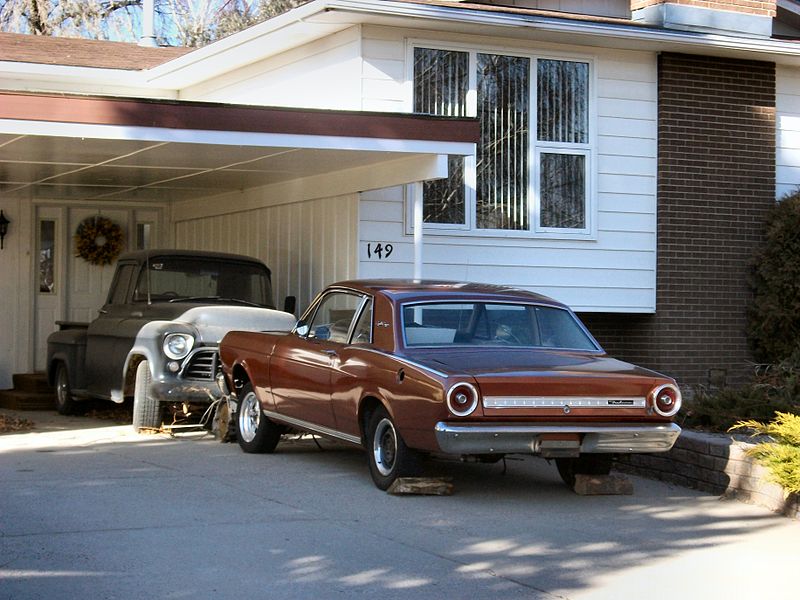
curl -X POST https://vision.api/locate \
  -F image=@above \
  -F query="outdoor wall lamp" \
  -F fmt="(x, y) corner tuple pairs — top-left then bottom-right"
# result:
(0, 210), (9, 250)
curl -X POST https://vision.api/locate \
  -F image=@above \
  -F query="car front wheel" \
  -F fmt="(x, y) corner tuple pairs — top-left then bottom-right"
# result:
(234, 382), (281, 453)
(366, 405), (419, 490)
(132, 360), (161, 432)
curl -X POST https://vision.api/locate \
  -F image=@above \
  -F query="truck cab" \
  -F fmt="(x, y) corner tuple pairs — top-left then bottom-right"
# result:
(47, 250), (296, 430)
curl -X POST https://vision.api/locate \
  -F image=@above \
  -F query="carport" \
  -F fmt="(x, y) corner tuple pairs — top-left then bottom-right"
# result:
(0, 91), (477, 383)
(0, 91), (476, 206)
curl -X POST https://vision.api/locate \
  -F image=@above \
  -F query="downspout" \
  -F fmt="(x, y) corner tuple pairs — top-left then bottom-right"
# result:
(412, 182), (423, 280)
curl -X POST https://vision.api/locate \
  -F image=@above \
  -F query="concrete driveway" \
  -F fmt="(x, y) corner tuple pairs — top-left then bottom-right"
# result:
(1, 411), (797, 600)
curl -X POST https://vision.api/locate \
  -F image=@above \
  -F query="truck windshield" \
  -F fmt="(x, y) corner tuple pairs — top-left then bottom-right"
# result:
(133, 257), (275, 308)
(402, 302), (599, 350)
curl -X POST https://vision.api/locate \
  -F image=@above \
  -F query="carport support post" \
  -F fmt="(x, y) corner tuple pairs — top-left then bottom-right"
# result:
(413, 182), (423, 280)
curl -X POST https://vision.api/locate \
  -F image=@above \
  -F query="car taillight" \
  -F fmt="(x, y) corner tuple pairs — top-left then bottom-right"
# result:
(446, 382), (479, 417)
(651, 384), (682, 417)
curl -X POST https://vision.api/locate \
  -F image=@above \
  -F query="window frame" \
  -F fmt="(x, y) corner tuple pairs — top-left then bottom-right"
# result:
(300, 290), (372, 345)
(405, 40), (597, 240)
(399, 299), (603, 352)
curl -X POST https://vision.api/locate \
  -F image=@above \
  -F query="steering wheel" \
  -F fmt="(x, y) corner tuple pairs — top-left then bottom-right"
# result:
(494, 324), (523, 345)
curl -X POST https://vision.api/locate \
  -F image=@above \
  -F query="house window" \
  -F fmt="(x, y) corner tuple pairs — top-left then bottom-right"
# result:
(477, 53), (530, 231)
(136, 223), (152, 250)
(413, 47), (468, 225)
(412, 45), (593, 236)
(38, 220), (55, 294)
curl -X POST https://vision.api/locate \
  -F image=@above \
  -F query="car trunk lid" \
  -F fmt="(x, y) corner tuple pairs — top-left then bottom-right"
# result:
(408, 348), (663, 419)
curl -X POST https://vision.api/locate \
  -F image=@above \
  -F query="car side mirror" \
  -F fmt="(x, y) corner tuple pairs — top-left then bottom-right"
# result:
(283, 295), (296, 315)
(295, 321), (309, 337)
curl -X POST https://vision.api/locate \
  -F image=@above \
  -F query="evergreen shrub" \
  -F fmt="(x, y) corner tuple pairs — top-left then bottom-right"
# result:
(748, 190), (800, 364)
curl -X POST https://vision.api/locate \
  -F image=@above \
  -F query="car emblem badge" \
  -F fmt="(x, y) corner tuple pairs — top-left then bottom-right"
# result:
(563, 405), (571, 414)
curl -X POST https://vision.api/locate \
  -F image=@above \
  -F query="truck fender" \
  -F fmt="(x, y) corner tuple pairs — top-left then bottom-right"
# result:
(46, 328), (88, 390)
(119, 320), (196, 402)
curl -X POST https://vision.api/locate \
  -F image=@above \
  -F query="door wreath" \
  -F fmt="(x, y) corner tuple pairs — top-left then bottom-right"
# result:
(74, 216), (125, 265)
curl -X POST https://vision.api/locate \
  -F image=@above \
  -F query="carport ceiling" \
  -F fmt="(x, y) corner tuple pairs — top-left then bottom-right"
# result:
(0, 135), (417, 202)
(0, 92), (478, 203)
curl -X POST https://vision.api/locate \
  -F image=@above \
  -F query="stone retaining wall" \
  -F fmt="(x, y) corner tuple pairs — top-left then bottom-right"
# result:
(616, 430), (799, 519)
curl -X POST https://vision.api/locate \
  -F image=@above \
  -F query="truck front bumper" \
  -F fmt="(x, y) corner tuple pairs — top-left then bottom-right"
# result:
(434, 422), (681, 456)
(151, 379), (221, 403)
(149, 347), (222, 403)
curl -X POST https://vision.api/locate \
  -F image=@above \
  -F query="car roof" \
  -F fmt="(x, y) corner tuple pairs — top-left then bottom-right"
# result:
(118, 249), (268, 267)
(332, 279), (566, 308)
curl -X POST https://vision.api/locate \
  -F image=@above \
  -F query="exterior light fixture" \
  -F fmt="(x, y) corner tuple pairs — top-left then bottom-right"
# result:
(0, 211), (9, 250)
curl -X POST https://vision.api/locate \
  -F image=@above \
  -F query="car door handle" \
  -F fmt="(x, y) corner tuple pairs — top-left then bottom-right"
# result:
(323, 349), (338, 357)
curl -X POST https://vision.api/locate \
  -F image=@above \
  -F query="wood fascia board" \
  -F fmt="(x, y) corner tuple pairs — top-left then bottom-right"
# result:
(0, 92), (478, 146)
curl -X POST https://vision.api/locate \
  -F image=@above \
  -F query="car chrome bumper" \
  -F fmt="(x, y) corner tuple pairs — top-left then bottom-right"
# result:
(434, 422), (682, 455)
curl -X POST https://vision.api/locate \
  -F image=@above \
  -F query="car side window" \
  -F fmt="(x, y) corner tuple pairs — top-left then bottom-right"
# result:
(307, 292), (363, 344)
(108, 264), (137, 305)
(351, 299), (373, 345)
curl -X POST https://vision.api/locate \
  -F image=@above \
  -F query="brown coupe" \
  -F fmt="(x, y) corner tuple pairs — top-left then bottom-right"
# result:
(219, 280), (682, 490)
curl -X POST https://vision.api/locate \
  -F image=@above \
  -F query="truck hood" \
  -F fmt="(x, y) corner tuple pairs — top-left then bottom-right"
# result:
(174, 306), (296, 344)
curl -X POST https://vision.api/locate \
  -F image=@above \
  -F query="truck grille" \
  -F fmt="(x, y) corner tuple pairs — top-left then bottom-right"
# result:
(182, 349), (219, 381)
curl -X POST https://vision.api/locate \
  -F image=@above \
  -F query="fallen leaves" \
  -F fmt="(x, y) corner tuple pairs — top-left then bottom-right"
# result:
(0, 413), (35, 434)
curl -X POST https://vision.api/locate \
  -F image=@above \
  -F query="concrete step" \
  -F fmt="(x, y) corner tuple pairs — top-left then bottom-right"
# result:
(0, 389), (54, 411)
(12, 372), (51, 394)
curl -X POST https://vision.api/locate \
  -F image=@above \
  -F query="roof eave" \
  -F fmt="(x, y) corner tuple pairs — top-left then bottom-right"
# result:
(0, 61), (178, 98)
(144, 0), (800, 91)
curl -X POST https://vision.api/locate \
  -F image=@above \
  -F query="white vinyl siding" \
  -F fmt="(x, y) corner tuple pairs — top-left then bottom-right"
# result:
(777, 65), (800, 199)
(359, 28), (657, 312)
(174, 194), (358, 314)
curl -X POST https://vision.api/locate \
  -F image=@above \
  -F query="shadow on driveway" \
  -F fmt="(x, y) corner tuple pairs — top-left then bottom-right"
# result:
(0, 413), (797, 600)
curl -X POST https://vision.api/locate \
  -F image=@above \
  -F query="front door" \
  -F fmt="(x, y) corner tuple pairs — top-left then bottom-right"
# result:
(270, 290), (366, 429)
(32, 204), (163, 371)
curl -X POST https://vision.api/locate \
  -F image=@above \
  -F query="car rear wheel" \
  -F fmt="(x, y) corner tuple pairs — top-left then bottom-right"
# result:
(366, 405), (419, 490)
(555, 454), (613, 489)
(234, 382), (281, 453)
(54, 362), (79, 415)
(132, 360), (161, 432)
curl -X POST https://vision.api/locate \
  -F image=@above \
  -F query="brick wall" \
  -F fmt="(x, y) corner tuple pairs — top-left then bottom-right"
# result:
(616, 431), (799, 519)
(630, 0), (776, 17)
(582, 53), (776, 389)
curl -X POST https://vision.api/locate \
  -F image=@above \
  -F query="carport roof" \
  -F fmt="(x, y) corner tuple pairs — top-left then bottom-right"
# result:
(0, 91), (478, 203)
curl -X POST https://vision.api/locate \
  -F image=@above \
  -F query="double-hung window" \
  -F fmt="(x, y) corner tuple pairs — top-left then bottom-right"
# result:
(412, 45), (593, 236)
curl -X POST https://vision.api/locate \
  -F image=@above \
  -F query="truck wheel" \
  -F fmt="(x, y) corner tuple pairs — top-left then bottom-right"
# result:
(366, 405), (419, 490)
(234, 382), (281, 453)
(54, 362), (79, 415)
(132, 360), (161, 431)
(555, 454), (613, 488)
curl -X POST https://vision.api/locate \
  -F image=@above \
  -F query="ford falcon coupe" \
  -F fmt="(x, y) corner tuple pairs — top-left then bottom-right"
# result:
(219, 280), (682, 490)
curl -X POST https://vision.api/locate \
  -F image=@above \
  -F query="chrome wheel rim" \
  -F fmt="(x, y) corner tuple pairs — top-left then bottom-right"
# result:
(373, 417), (397, 477)
(56, 369), (68, 406)
(238, 391), (260, 443)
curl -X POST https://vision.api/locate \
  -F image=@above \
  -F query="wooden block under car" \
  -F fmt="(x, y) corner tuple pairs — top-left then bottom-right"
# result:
(387, 477), (454, 495)
(573, 473), (634, 496)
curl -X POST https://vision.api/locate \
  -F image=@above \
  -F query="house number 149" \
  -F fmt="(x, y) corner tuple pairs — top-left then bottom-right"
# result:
(366, 243), (393, 260)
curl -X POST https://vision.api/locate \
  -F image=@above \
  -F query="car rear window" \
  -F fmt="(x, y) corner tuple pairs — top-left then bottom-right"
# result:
(402, 302), (599, 350)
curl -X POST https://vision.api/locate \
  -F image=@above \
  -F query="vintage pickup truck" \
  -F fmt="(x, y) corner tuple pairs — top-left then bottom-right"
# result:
(47, 250), (295, 431)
